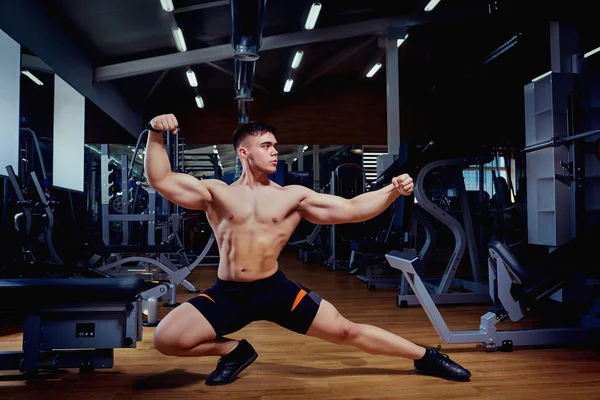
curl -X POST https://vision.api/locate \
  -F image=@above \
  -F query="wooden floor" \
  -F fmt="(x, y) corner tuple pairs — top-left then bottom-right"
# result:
(1, 249), (600, 400)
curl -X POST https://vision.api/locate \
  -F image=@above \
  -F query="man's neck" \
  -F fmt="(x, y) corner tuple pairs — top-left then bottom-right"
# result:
(237, 168), (271, 188)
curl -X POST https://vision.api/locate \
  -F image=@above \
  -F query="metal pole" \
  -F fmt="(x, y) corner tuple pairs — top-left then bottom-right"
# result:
(313, 145), (320, 190)
(521, 129), (600, 153)
(386, 31), (400, 156)
(297, 146), (304, 171)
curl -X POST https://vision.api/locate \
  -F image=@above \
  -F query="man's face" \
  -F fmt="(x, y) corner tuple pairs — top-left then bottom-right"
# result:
(241, 132), (279, 174)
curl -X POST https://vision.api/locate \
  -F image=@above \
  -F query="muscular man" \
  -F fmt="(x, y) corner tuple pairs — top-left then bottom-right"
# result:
(145, 114), (471, 386)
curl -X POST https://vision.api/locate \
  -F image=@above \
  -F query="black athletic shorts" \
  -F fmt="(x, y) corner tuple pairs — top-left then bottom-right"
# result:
(187, 270), (322, 336)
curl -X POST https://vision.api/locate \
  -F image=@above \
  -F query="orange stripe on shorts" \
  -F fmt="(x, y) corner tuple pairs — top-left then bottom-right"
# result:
(291, 289), (307, 311)
(198, 293), (215, 303)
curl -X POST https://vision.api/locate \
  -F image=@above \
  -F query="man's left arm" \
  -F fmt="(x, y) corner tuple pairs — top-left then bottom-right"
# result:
(297, 174), (413, 225)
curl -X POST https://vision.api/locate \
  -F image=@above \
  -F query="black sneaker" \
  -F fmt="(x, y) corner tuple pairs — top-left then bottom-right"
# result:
(413, 346), (471, 382)
(205, 339), (258, 386)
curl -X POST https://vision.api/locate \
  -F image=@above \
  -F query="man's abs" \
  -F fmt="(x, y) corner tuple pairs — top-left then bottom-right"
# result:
(212, 222), (294, 282)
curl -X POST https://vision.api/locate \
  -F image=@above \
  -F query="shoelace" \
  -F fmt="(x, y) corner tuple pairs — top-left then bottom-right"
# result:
(432, 346), (452, 365)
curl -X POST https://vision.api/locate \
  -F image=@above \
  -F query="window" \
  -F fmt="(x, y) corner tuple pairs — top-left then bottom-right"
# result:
(462, 156), (516, 200)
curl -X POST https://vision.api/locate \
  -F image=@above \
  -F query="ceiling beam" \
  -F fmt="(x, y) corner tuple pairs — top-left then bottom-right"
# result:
(298, 36), (377, 89)
(95, 17), (399, 82)
(174, 1), (229, 13)
(21, 54), (53, 73)
(95, 6), (488, 82)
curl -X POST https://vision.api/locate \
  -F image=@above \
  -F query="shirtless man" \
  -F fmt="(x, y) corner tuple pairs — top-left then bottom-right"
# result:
(144, 114), (471, 386)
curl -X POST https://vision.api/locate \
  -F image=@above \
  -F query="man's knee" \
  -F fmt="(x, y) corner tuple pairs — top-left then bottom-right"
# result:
(153, 319), (208, 355)
(337, 320), (362, 344)
(153, 324), (183, 355)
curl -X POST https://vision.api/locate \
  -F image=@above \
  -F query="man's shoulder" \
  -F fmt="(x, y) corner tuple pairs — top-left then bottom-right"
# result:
(281, 184), (315, 199)
(202, 179), (229, 188)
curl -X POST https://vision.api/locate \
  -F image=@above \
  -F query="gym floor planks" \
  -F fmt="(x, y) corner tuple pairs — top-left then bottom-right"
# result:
(1, 249), (599, 400)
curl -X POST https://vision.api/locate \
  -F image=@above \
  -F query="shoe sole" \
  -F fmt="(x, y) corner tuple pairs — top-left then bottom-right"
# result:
(414, 368), (471, 382)
(205, 352), (258, 386)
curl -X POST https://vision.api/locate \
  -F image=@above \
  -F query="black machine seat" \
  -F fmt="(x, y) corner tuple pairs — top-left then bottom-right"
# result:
(488, 240), (573, 304)
(0, 277), (146, 311)
(488, 240), (529, 284)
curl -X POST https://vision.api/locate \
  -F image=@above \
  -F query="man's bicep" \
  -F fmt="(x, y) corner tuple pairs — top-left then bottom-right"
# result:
(152, 172), (213, 210)
(298, 192), (352, 224)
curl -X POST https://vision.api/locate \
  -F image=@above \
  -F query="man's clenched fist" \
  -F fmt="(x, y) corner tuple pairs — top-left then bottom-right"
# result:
(150, 114), (179, 134)
(392, 174), (414, 196)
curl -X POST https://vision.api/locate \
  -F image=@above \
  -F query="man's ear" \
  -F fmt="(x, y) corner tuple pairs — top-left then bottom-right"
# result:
(238, 146), (249, 160)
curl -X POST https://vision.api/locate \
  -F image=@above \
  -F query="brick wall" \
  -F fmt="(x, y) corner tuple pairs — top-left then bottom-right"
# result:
(175, 78), (429, 146)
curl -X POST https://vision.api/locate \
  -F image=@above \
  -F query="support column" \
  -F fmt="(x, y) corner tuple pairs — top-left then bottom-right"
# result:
(297, 145), (305, 171)
(550, 21), (582, 74)
(385, 30), (400, 156)
(313, 145), (320, 190)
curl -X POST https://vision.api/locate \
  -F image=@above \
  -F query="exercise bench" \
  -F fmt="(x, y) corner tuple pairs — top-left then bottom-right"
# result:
(0, 276), (145, 375)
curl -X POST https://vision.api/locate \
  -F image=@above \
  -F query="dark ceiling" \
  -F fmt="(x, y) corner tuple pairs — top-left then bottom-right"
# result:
(27, 0), (600, 148)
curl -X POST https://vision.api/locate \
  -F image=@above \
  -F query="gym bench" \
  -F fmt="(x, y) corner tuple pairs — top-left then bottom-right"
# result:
(0, 277), (145, 375)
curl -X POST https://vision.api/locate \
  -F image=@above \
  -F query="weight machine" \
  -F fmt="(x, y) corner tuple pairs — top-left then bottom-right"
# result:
(91, 133), (218, 326)
(397, 156), (492, 306)
(386, 107), (600, 349)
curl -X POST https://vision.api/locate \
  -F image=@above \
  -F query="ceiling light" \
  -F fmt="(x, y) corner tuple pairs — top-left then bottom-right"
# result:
(292, 50), (304, 69)
(186, 69), (198, 87)
(160, 0), (174, 12)
(284, 78), (294, 93)
(585, 46), (600, 58)
(397, 33), (409, 47)
(532, 71), (551, 82)
(305, 3), (322, 30)
(424, 0), (441, 11)
(293, 157), (298, 162)
(172, 27), (187, 52)
(22, 70), (43, 85)
(351, 148), (363, 154)
(366, 63), (382, 78)
(303, 145), (309, 151)
(195, 95), (204, 108)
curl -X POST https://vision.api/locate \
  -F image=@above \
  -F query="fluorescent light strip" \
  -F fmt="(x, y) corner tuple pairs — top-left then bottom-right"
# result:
(172, 27), (187, 52)
(284, 78), (294, 92)
(585, 46), (600, 58)
(195, 95), (204, 108)
(160, 0), (174, 12)
(532, 71), (551, 82)
(397, 33), (409, 48)
(22, 70), (43, 85)
(366, 63), (382, 78)
(186, 69), (198, 87)
(292, 50), (304, 69)
(424, 0), (441, 11)
(305, 3), (322, 30)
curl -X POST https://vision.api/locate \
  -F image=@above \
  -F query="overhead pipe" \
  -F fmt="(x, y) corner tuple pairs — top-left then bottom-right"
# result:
(230, 0), (266, 112)
(237, 100), (250, 124)
(230, 0), (266, 61)
(234, 59), (255, 102)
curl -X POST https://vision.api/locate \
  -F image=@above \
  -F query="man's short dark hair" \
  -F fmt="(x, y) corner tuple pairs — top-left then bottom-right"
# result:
(232, 122), (276, 150)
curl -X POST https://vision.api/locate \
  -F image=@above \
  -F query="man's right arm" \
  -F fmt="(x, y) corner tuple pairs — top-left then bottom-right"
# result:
(144, 114), (224, 210)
